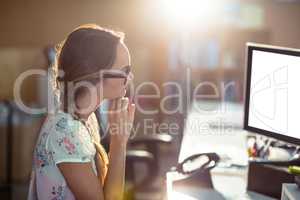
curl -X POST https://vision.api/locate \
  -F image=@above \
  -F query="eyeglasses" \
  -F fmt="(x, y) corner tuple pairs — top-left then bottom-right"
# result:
(72, 65), (132, 85)
(103, 65), (132, 85)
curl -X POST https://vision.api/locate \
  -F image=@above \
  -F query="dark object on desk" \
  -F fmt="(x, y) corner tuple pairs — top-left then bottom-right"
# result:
(252, 158), (300, 166)
(247, 160), (295, 199)
(172, 153), (220, 189)
(295, 176), (300, 188)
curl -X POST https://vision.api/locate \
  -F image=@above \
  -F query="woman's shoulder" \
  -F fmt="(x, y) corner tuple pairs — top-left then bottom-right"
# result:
(40, 111), (96, 163)
(38, 111), (91, 147)
(46, 111), (83, 134)
(55, 112), (79, 132)
(42, 111), (100, 143)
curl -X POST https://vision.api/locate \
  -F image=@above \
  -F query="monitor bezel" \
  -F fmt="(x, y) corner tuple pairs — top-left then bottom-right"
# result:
(244, 43), (300, 145)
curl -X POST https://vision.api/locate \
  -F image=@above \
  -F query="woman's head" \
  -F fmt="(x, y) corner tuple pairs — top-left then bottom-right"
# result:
(56, 24), (132, 113)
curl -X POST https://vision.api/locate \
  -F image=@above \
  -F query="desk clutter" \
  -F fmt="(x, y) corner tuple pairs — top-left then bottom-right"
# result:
(247, 162), (294, 199)
(247, 135), (300, 198)
(166, 133), (300, 200)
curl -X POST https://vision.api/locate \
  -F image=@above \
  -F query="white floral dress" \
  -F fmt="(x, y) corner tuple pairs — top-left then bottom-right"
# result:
(27, 111), (100, 200)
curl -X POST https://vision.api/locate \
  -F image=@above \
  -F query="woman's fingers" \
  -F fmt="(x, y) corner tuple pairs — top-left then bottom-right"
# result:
(120, 98), (129, 135)
(117, 98), (122, 112)
(107, 99), (115, 123)
(121, 98), (128, 124)
(107, 97), (135, 142)
(121, 97), (129, 112)
(128, 103), (135, 123)
(108, 99), (116, 113)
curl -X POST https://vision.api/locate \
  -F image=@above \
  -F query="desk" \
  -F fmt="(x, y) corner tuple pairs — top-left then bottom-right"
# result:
(281, 184), (300, 200)
(167, 101), (276, 200)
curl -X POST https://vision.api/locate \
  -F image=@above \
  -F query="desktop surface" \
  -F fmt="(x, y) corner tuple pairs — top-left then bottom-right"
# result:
(168, 100), (276, 200)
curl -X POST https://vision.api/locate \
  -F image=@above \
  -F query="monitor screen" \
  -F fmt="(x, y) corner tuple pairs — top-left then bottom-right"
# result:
(244, 43), (300, 144)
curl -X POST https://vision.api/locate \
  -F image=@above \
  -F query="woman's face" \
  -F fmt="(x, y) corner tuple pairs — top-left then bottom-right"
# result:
(99, 42), (132, 100)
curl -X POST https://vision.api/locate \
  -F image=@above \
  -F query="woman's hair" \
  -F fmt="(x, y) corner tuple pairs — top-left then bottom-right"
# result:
(51, 24), (125, 185)
(55, 24), (124, 112)
(57, 24), (124, 81)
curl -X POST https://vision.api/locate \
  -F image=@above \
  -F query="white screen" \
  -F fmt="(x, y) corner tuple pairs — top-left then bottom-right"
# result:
(248, 49), (300, 139)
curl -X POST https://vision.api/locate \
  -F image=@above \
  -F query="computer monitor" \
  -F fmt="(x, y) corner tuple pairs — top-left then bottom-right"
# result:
(244, 43), (300, 145)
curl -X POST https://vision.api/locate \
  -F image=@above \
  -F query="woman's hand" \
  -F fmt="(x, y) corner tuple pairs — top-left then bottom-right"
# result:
(108, 97), (135, 145)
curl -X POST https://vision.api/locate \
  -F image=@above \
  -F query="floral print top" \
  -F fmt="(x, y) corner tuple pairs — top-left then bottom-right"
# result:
(27, 110), (100, 200)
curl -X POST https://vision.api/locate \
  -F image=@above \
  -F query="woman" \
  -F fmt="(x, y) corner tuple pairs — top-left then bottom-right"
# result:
(28, 24), (135, 200)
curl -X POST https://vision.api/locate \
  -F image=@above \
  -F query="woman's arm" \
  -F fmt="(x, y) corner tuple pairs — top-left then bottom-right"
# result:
(103, 97), (135, 200)
(58, 97), (135, 200)
(103, 139), (127, 200)
(58, 163), (105, 200)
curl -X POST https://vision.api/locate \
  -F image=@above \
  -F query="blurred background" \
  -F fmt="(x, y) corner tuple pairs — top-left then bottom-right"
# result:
(1, 0), (300, 199)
